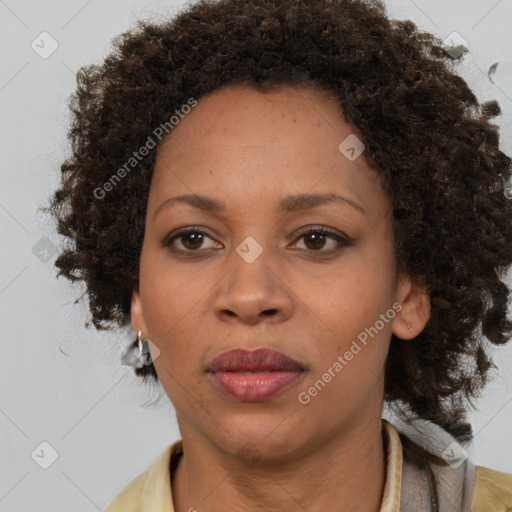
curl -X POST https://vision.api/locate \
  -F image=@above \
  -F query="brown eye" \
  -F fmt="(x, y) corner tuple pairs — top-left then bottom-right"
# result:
(292, 228), (351, 254)
(162, 227), (221, 253)
(302, 232), (328, 250)
(180, 231), (206, 250)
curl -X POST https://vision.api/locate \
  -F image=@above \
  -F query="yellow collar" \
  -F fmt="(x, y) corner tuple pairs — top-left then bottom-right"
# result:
(380, 419), (403, 511)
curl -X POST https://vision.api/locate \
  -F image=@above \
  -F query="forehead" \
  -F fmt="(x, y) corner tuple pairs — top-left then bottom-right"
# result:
(156, 84), (347, 155)
(148, 84), (386, 216)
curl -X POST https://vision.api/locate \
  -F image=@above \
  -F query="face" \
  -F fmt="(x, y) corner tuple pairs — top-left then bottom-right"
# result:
(131, 83), (429, 460)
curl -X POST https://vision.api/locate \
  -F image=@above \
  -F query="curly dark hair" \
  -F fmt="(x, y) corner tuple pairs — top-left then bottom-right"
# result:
(43, 0), (512, 443)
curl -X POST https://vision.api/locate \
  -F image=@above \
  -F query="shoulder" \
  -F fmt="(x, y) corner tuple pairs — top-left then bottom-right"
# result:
(105, 440), (182, 512)
(105, 467), (148, 512)
(386, 418), (512, 511)
(471, 465), (512, 512)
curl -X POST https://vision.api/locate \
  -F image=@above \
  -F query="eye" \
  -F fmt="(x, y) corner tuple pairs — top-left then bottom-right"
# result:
(161, 226), (221, 253)
(290, 227), (351, 253)
(161, 225), (351, 256)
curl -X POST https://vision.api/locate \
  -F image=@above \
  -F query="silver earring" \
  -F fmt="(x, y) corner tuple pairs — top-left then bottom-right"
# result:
(137, 330), (153, 365)
(406, 323), (413, 332)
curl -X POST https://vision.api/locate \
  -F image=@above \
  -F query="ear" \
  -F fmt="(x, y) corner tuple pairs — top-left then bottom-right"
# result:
(391, 272), (431, 340)
(130, 286), (148, 338)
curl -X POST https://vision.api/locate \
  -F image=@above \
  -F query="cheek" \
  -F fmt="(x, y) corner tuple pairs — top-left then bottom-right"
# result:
(290, 252), (395, 374)
(139, 256), (207, 369)
(295, 270), (393, 415)
(297, 258), (392, 329)
(140, 243), (208, 328)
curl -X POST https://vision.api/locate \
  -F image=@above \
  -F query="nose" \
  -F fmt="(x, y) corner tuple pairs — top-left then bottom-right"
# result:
(213, 248), (293, 325)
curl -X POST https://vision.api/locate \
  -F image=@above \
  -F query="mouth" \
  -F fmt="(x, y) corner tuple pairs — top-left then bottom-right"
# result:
(206, 347), (304, 372)
(206, 348), (305, 401)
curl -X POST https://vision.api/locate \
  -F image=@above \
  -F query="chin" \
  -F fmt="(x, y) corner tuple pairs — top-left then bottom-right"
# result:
(211, 417), (307, 461)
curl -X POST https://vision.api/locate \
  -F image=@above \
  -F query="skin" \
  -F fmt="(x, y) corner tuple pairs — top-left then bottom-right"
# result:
(130, 83), (431, 512)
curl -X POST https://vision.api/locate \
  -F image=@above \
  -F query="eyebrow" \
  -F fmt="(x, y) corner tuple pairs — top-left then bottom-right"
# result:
(153, 192), (366, 219)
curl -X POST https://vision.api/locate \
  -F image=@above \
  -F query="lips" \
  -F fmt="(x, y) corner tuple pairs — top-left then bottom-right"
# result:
(206, 348), (305, 401)
(206, 348), (304, 372)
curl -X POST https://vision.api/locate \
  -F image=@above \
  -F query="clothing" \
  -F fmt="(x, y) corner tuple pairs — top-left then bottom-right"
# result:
(105, 420), (512, 512)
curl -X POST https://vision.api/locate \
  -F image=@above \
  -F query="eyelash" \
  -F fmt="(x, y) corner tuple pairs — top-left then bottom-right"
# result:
(161, 225), (351, 257)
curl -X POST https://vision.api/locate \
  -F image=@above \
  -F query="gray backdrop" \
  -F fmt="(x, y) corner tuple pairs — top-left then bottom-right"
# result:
(1, 0), (511, 510)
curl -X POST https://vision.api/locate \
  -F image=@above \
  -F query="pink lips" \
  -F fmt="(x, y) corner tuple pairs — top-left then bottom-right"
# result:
(206, 348), (304, 401)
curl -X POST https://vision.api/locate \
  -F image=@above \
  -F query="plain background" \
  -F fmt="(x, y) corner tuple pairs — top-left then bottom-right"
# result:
(1, 0), (511, 510)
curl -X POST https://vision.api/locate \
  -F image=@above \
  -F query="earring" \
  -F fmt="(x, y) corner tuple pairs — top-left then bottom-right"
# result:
(406, 323), (413, 332)
(137, 330), (153, 365)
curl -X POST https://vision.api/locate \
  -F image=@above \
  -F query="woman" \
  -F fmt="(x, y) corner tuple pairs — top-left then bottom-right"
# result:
(45, 0), (512, 510)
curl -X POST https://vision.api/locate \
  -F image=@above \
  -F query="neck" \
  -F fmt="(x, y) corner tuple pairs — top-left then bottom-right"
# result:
(172, 417), (387, 512)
